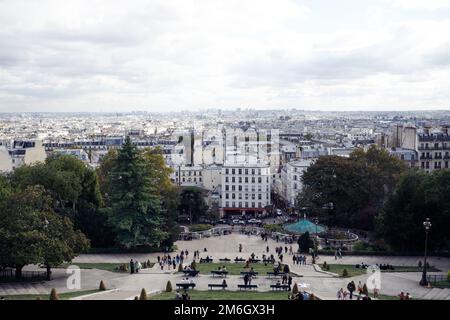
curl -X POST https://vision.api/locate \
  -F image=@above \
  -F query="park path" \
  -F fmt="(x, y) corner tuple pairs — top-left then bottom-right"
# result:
(2, 234), (449, 300)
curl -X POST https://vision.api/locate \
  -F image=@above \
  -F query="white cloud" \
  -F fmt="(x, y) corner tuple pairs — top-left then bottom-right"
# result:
(0, 0), (449, 111)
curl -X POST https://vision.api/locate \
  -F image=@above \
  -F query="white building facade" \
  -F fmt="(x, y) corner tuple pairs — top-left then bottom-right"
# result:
(220, 162), (271, 217)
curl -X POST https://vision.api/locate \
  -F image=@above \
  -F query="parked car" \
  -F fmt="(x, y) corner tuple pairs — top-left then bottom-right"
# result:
(276, 209), (283, 216)
(248, 218), (262, 224)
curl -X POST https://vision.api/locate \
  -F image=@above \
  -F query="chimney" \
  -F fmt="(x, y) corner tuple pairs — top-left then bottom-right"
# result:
(441, 125), (449, 135)
(423, 126), (431, 135)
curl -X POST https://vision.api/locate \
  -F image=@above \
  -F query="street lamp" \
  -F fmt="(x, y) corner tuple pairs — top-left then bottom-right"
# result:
(312, 217), (319, 264)
(420, 218), (432, 286)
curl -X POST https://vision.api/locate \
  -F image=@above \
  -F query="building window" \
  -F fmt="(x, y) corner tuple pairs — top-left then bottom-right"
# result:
(225, 169), (229, 174)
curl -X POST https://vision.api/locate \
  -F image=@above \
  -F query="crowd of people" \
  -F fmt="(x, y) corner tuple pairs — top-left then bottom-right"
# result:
(292, 255), (307, 265)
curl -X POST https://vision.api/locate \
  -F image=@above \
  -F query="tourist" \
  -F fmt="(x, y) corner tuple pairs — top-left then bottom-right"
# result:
(222, 279), (227, 287)
(266, 245), (269, 253)
(182, 290), (190, 300)
(399, 292), (405, 300)
(130, 259), (135, 274)
(282, 274), (287, 284)
(303, 291), (310, 300)
(357, 281), (363, 294)
(222, 266), (227, 272)
(172, 260), (176, 270)
(373, 287), (379, 299)
(244, 274), (249, 286)
(135, 260), (141, 273)
(406, 292), (412, 300)
(174, 290), (182, 300)
(337, 288), (344, 300)
(239, 244), (243, 252)
(347, 281), (356, 299)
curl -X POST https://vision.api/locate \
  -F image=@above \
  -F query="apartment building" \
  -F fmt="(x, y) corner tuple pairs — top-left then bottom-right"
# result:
(220, 162), (271, 217)
(0, 140), (47, 172)
(418, 126), (450, 172)
(280, 159), (314, 207)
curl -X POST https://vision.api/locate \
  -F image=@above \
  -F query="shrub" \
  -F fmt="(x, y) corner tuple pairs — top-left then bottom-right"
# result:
(292, 283), (299, 295)
(166, 281), (173, 292)
(139, 288), (148, 300)
(134, 296), (139, 300)
(147, 259), (151, 267)
(353, 241), (367, 251)
(49, 288), (59, 300)
(178, 264), (183, 272)
(342, 269), (348, 277)
(142, 262), (147, 268)
(118, 263), (128, 272)
(99, 280), (106, 291)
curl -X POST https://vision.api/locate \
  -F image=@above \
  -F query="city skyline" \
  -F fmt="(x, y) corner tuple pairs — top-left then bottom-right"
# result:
(1, 0), (450, 112)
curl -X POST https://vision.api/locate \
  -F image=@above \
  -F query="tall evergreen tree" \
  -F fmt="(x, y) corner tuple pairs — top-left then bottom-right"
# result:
(108, 137), (167, 247)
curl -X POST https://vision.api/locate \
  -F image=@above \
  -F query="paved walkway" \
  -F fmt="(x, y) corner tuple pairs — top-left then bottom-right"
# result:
(1, 234), (449, 300)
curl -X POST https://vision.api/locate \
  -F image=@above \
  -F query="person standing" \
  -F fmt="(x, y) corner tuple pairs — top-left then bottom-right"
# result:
(130, 259), (135, 274)
(347, 281), (356, 299)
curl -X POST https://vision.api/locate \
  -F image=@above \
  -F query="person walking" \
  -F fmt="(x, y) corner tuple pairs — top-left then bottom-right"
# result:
(347, 281), (356, 299)
(130, 259), (135, 274)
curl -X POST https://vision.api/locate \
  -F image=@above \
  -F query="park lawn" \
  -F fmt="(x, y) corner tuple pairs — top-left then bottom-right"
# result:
(324, 264), (440, 278)
(1, 289), (100, 300)
(324, 264), (367, 277)
(56, 262), (153, 273)
(151, 290), (290, 300)
(193, 263), (281, 276)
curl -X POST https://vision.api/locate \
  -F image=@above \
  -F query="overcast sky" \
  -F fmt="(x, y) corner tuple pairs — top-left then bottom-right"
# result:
(1, 0), (450, 112)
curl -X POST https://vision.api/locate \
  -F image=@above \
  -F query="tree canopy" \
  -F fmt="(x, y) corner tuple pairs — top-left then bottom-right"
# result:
(376, 170), (450, 252)
(296, 145), (406, 230)
(0, 186), (89, 279)
(106, 137), (168, 248)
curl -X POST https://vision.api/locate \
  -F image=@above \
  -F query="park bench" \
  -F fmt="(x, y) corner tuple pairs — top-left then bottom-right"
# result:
(249, 259), (261, 263)
(219, 258), (231, 262)
(237, 284), (258, 291)
(263, 259), (274, 264)
(240, 271), (258, 277)
(270, 284), (291, 291)
(234, 258), (246, 263)
(200, 258), (213, 263)
(208, 283), (228, 290)
(211, 270), (229, 277)
(176, 283), (196, 290)
(182, 270), (199, 277)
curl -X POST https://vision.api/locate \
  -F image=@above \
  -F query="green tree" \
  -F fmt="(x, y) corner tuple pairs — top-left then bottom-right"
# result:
(179, 187), (208, 224)
(297, 146), (406, 230)
(10, 155), (109, 247)
(0, 186), (89, 279)
(143, 147), (180, 247)
(107, 137), (167, 248)
(376, 170), (450, 252)
(297, 231), (314, 253)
